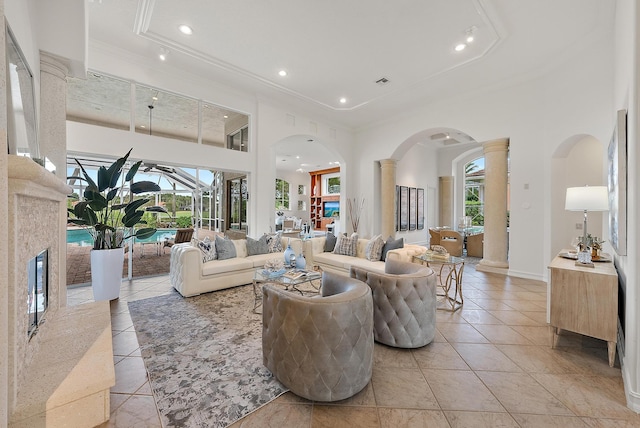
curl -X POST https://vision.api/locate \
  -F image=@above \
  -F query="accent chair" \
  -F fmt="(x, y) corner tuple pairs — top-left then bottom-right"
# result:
(350, 259), (437, 348)
(439, 230), (463, 257)
(262, 271), (373, 402)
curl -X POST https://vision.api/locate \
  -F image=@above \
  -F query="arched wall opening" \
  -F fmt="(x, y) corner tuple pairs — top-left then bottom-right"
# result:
(550, 134), (607, 257)
(272, 134), (346, 235)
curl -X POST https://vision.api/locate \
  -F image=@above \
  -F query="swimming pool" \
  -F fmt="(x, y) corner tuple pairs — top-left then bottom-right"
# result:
(66, 228), (178, 246)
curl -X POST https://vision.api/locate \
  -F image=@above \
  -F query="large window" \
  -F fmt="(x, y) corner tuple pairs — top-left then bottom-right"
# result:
(464, 158), (485, 226)
(275, 178), (290, 210)
(227, 126), (249, 152)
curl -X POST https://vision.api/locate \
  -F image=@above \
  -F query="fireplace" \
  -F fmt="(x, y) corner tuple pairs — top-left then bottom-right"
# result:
(27, 249), (48, 338)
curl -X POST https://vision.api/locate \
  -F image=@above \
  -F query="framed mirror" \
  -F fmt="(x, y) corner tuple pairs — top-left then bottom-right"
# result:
(6, 22), (38, 159)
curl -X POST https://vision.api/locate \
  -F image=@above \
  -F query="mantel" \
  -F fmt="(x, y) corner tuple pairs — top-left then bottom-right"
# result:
(8, 155), (71, 196)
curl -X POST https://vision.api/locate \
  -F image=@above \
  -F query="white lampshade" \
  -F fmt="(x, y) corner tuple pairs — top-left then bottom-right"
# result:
(565, 186), (609, 212)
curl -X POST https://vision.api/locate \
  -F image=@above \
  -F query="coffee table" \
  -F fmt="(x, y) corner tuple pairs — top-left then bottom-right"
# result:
(252, 268), (322, 314)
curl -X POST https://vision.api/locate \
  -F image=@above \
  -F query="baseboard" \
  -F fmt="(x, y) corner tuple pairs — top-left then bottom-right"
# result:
(506, 269), (545, 282)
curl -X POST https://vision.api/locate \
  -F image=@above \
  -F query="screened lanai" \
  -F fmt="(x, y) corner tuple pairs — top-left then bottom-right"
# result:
(66, 155), (247, 284)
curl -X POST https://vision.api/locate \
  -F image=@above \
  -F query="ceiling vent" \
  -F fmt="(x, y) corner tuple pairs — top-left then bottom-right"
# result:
(375, 77), (390, 85)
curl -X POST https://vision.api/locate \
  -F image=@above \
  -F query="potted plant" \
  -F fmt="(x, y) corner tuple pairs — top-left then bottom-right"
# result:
(67, 149), (163, 300)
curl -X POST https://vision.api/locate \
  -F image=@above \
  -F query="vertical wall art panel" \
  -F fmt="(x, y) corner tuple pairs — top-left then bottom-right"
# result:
(395, 185), (400, 231)
(417, 188), (425, 230)
(608, 109), (627, 255)
(399, 186), (408, 231)
(409, 187), (417, 230)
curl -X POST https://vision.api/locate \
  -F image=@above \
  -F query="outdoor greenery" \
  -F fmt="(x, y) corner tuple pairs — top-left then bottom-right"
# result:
(275, 178), (290, 210)
(67, 149), (163, 250)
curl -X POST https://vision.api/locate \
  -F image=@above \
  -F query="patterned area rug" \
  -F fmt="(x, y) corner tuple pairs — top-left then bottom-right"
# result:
(128, 285), (288, 428)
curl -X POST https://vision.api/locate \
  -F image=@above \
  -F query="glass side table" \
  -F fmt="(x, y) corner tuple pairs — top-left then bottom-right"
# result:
(412, 253), (465, 312)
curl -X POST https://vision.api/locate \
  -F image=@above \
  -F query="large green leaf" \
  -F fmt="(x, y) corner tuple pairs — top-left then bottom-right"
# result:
(122, 210), (144, 227)
(111, 203), (128, 211)
(130, 181), (161, 194)
(126, 160), (142, 182)
(106, 188), (119, 202)
(134, 227), (156, 240)
(97, 166), (110, 192)
(145, 205), (168, 213)
(75, 158), (98, 191)
(84, 190), (108, 211)
(124, 198), (149, 216)
(107, 155), (127, 188)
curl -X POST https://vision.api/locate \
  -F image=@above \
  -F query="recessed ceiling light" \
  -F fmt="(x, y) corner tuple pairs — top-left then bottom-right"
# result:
(466, 34), (474, 43)
(296, 156), (300, 159)
(454, 43), (466, 52)
(223, 115), (228, 119)
(159, 47), (170, 61)
(339, 97), (347, 104)
(152, 96), (158, 101)
(178, 24), (193, 35)
(140, 125), (146, 129)
(278, 70), (287, 77)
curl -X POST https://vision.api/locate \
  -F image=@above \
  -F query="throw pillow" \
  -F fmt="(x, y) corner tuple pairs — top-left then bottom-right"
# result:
(265, 233), (283, 253)
(193, 237), (216, 263)
(381, 236), (404, 261)
(324, 232), (338, 252)
(246, 235), (269, 256)
(215, 235), (237, 260)
(365, 234), (385, 261)
(333, 233), (358, 257)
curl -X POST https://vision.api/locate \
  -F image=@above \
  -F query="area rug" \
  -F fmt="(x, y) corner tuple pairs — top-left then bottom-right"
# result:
(127, 285), (288, 428)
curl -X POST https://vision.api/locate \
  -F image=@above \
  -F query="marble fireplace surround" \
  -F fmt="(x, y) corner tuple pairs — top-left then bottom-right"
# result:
(7, 156), (115, 427)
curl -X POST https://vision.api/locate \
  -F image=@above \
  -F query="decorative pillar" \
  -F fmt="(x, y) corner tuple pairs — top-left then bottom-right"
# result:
(379, 159), (397, 238)
(478, 138), (509, 271)
(39, 53), (69, 179)
(439, 176), (454, 227)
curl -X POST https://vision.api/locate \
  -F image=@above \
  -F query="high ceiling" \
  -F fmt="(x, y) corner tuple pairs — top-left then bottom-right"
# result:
(79, 0), (614, 170)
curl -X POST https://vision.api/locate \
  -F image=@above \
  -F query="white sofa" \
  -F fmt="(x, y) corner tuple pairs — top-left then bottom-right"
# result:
(303, 236), (427, 276)
(170, 237), (303, 297)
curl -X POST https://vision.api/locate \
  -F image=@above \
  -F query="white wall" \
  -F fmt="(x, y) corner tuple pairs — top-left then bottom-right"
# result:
(613, 0), (639, 412)
(355, 35), (613, 281)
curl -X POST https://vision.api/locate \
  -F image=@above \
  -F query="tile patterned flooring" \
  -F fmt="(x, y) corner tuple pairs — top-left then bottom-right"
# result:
(66, 264), (640, 428)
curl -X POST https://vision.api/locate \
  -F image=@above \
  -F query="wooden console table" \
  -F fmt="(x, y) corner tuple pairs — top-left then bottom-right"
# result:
(548, 253), (618, 367)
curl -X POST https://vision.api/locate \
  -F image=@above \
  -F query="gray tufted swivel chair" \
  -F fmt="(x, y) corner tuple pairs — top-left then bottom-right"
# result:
(262, 271), (373, 402)
(350, 259), (437, 348)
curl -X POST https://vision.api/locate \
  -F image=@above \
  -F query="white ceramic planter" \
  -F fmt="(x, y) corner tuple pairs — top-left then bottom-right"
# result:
(91, 247), (125, 301)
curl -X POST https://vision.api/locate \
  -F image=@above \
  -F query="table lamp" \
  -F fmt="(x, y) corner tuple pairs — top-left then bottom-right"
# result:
(565, 186), (609, 264)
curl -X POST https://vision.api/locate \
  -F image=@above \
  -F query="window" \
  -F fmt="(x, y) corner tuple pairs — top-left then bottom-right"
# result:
(323, 173), (340, 195)
(464, 158), (485, 226)
(227, 126), (249, 152)
(275, 178), (290, 210)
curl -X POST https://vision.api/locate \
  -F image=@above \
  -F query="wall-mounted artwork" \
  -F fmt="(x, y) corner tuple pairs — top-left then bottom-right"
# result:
(608, 109), (627, 255)
(399, 186), (408, 231)
(417, 188), (425, 230)
(409, 187), (417, 230)
(395, 185), (425, 232)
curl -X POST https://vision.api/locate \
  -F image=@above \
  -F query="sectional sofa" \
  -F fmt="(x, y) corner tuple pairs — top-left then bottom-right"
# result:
(303, 236), (427, 276)
(170, 236), (303, 297)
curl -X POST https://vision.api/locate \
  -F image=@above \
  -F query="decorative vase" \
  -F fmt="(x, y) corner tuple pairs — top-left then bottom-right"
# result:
(295, 252), (306, 269)
(283, 241), (295, 265)
(90, 247), (125, 301)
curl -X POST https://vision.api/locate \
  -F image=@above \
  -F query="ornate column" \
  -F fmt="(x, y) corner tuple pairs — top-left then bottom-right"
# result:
(39, 53), (69, 179)
(478, 138), (509, 272)
(379, 159), (397, 238)
(439, 176), (454, 227)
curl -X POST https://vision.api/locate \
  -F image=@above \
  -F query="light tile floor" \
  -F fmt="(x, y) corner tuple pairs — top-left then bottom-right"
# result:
(66, 265), (640, 428)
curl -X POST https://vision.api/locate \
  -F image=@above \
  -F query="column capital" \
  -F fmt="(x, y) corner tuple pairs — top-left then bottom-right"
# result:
(483, 138), (509, 154)
(40, 52), (69, 80)
(379, 159), (397, 169)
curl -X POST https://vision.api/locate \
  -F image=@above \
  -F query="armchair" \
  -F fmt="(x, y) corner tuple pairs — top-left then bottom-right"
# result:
(439, 230), (463, 257)
(262, 271), (373, 402)
(350, 259), (437, 348)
